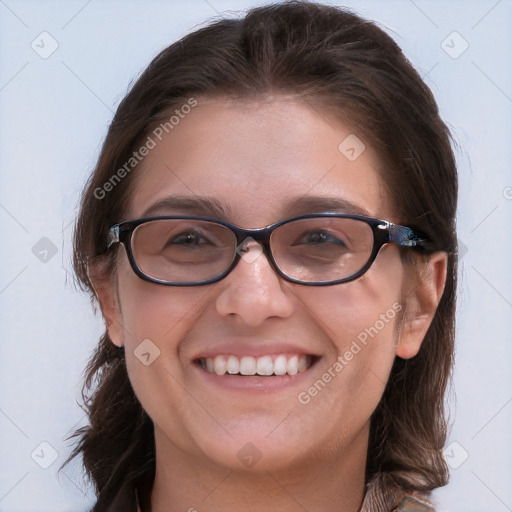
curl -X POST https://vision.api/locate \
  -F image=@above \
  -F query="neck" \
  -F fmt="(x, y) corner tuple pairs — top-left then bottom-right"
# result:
(149, 427), (368, 512)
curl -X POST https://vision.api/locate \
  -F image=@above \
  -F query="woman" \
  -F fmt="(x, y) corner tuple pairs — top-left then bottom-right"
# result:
(68, 2), (458, 511)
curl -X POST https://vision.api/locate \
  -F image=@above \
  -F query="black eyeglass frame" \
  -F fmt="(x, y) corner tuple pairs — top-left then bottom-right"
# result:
(107, 213), (430, 287)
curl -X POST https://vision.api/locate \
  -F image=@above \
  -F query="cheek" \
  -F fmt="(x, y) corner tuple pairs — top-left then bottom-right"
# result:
(316, 283), (401, 393)
(114, 257), (209, 398)
(116, 257), (210, 348)
(314, 246), (404, 348)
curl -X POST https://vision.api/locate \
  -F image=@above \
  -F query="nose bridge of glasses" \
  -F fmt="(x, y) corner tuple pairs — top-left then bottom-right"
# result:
(230, 227), (282, 277)
(233, 225), (272, 251)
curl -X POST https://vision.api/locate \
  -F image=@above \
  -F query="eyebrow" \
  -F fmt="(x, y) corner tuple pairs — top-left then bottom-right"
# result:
(285, 196), (370, 217)
(140, 194), (370, 220)
(141, 196), (232, 218)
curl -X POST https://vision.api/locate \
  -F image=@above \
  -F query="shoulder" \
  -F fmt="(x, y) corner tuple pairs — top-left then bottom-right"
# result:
(360, 475), (436, 512)
(395, 495), (435, 511)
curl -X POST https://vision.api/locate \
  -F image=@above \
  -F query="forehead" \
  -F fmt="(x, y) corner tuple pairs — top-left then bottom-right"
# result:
(127, 98), (392, 226)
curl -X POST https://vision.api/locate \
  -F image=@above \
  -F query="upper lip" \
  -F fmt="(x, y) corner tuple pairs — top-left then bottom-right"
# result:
(191, 340), (322, 361)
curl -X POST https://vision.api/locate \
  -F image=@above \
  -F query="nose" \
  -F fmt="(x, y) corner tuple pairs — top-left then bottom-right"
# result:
(215, 241), (294, 327)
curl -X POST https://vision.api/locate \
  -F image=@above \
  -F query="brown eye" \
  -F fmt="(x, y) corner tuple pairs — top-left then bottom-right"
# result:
(166, 231), (211, 249)
(292, 230), (347, 247)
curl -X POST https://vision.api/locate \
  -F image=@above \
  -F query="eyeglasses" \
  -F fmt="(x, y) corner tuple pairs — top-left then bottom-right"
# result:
(107, 213), (429, 286)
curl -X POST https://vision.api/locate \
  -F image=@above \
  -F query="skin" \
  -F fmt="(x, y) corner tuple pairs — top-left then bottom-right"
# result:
(93, 97), (447, 512)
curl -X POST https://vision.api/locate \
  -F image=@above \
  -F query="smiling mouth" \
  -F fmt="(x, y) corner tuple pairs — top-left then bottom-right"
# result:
(196, 354), (319, 377)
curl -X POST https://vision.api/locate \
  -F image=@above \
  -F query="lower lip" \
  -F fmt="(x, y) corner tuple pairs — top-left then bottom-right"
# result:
(191, 359), (320, 393)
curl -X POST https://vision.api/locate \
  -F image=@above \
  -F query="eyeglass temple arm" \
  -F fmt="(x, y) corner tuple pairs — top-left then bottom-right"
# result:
(389, 224), (429, 249)
(107, 225), (120, 249)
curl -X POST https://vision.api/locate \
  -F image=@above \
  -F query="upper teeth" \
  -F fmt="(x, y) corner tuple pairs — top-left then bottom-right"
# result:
(200, 354), (311, 376)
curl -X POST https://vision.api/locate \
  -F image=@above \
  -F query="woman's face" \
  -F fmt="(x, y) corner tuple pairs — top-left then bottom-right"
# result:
(101, 98), (432, 475)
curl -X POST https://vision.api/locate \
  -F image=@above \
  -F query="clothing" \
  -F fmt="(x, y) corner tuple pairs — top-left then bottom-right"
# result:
(100, 479), (435, 512)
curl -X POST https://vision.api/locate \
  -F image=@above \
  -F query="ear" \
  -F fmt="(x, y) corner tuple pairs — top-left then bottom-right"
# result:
(396, 252), (447, 359)
(88, 260), (125, 347)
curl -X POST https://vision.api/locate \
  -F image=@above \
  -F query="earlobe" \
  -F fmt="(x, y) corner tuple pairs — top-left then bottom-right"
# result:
(396, 252), (447, 360)
(88, 261), (125, 347)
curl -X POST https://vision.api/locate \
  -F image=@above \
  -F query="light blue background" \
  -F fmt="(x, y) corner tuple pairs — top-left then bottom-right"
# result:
(1, 1), (511, 511)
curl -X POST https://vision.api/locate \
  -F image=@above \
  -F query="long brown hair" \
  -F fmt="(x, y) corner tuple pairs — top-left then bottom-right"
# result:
(67, 2), (458, 509)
